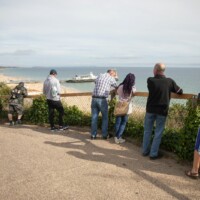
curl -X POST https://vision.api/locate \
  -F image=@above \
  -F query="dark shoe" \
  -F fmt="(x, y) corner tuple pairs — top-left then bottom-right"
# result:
(102, 136), (108, 140)
(50, 127), (58, 132)
(91, 135), (96, 140)
(59, 125), (69, 131)
(16, 120), (22, 125)
(185, 170), (199, 179)
(107, 133), (113, 138)
(150, 152), (164, 160)
(142, 152), (150, 157)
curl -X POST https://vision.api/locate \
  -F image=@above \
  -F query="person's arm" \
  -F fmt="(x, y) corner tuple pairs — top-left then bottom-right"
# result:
(110, 77), (118, 89)
(43, 80), (47, 95)
(56, 80), (61, 95)
(23, 88), (28, 97)
(171, 79), (183, 94)
(110, 88), (117, 100)
(129, 86), (137, 98)
(176, 87), (183, 94)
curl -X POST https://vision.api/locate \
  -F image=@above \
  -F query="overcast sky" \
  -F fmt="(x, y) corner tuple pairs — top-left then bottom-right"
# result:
(0, 0), (200, 67)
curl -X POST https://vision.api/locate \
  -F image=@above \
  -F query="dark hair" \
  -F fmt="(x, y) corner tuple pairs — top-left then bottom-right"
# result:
(19, 82), (24, 87)
(119, 73), (135, 95)
(50, 69), (57, 75)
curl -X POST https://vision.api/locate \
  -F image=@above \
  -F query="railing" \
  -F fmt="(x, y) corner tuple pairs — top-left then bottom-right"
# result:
(1, 92), (198, 129)
(27, 92), (196, 99)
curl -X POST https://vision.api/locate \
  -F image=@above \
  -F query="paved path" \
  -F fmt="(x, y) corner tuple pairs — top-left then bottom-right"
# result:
(0, 125), (199, 200)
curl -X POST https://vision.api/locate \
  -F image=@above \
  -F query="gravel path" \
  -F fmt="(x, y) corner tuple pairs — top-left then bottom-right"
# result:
(0, 125), (199, 200)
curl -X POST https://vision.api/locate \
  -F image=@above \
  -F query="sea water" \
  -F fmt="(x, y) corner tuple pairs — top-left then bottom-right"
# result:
(1, 66), (200, 94)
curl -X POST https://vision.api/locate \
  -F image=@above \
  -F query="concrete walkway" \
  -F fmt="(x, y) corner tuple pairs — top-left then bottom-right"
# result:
(0, 124), (199, 200)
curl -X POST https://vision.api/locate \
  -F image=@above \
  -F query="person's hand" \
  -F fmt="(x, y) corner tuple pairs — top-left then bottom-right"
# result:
(110, 89), (117, 100)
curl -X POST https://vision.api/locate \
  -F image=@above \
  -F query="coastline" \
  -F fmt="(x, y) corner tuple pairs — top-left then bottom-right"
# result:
(0, 74), (80, 95)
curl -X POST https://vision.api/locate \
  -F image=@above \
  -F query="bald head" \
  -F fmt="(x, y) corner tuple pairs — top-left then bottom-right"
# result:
(154, 63), (166, 75)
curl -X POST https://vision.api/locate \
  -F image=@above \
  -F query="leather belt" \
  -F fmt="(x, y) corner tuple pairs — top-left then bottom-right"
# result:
(92, 96), (106, 99)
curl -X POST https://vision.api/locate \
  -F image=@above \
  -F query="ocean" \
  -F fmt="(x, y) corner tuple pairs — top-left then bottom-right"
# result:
(1, 66), (200, 94)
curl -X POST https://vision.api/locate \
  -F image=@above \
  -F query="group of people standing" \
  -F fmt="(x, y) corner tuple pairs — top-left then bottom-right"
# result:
(91, 63), (184, 159)
(7, 63), (200, 179)
(90, 69), (136, 145)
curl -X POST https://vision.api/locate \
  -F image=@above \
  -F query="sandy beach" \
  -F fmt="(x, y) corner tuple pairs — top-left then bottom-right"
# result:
(0, 73), (143, 114)
(0, 73), (79, 95)
(0, 73), (91, 112)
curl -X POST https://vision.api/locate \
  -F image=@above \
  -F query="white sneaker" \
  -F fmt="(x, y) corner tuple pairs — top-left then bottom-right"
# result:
(114, 137), (119, 144)
(118, 137), (125, 144)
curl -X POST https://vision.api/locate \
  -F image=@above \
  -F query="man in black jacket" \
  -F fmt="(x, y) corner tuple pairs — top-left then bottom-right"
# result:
(142, 63), (183, 159)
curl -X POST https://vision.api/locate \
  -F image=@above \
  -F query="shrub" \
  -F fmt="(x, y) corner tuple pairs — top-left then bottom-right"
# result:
(161, 128), (180, 152)
(166, 103), (187, 130)
(64, 105), (90, 126)
(108, 98), (116, 132)
(160, 100), (200, 160)
(176, 100), (200, 160)
(124, 117), (144, 144)
(25, 96), (92, 127)
(25, 95), (49, 125)
(0, 82), (11, 119)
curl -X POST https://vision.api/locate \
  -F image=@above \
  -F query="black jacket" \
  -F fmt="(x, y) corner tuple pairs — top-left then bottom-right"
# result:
(146, 75), (183, 116)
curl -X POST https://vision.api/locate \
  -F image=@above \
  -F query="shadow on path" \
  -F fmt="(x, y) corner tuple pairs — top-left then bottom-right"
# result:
(43, 128), (190, 200)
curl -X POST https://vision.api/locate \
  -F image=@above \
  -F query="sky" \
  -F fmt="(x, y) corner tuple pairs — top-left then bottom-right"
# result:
(0, 0), (200, 67)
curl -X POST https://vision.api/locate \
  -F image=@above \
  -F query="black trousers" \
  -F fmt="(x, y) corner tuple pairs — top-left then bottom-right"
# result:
(47, 99), (64, 128)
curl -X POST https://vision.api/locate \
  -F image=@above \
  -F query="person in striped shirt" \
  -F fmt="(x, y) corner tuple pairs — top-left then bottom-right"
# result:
(91, 69), (117, 140)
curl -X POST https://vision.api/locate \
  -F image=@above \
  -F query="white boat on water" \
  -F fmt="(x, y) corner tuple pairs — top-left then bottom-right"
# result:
(66, 72), (97, 83)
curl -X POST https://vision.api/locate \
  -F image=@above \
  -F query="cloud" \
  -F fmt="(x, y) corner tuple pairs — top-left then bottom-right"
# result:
(0, 0), (200, 66)
(0, 49), (36, 56)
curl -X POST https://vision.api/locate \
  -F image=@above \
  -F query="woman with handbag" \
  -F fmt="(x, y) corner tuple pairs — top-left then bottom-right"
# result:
(114, 73), (136, 144)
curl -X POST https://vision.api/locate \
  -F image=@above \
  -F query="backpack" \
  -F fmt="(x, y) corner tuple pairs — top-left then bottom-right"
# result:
(9, 86), (27, 105)
(10, 88), (21, 99)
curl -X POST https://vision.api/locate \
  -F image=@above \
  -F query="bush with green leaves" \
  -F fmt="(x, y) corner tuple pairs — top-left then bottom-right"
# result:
(25, 95), (49, 125)
(25, 96), (91, 127)
(175, 100), (200, 160)
(158, 100), (200, 161)
(0, 82), (11, 119)
(166, 103), (187, 130)
(124, 117), (144, 141)
(108, 98), (116, 132)
(63, 105), (91, 126)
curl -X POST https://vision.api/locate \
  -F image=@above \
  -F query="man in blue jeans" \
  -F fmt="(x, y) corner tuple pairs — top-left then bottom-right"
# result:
(142, 63), (183, 159)
(91, 69), (117, 140)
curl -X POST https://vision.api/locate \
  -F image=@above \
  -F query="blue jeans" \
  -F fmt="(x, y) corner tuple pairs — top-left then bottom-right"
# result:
(142, 112), (167, 157)
(195, 128), (200, 154)
(115, 115), (128, 139)
(91, 98), (108, 137)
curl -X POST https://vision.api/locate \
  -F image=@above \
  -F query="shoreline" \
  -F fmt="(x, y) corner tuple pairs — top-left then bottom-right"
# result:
(0, 74), (80, 95)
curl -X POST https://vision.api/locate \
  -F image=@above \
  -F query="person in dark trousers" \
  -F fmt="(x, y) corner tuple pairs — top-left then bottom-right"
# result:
(43, 69), (68, 131)
(8, 82), (27, 125)
(142, 63), (183, 159)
